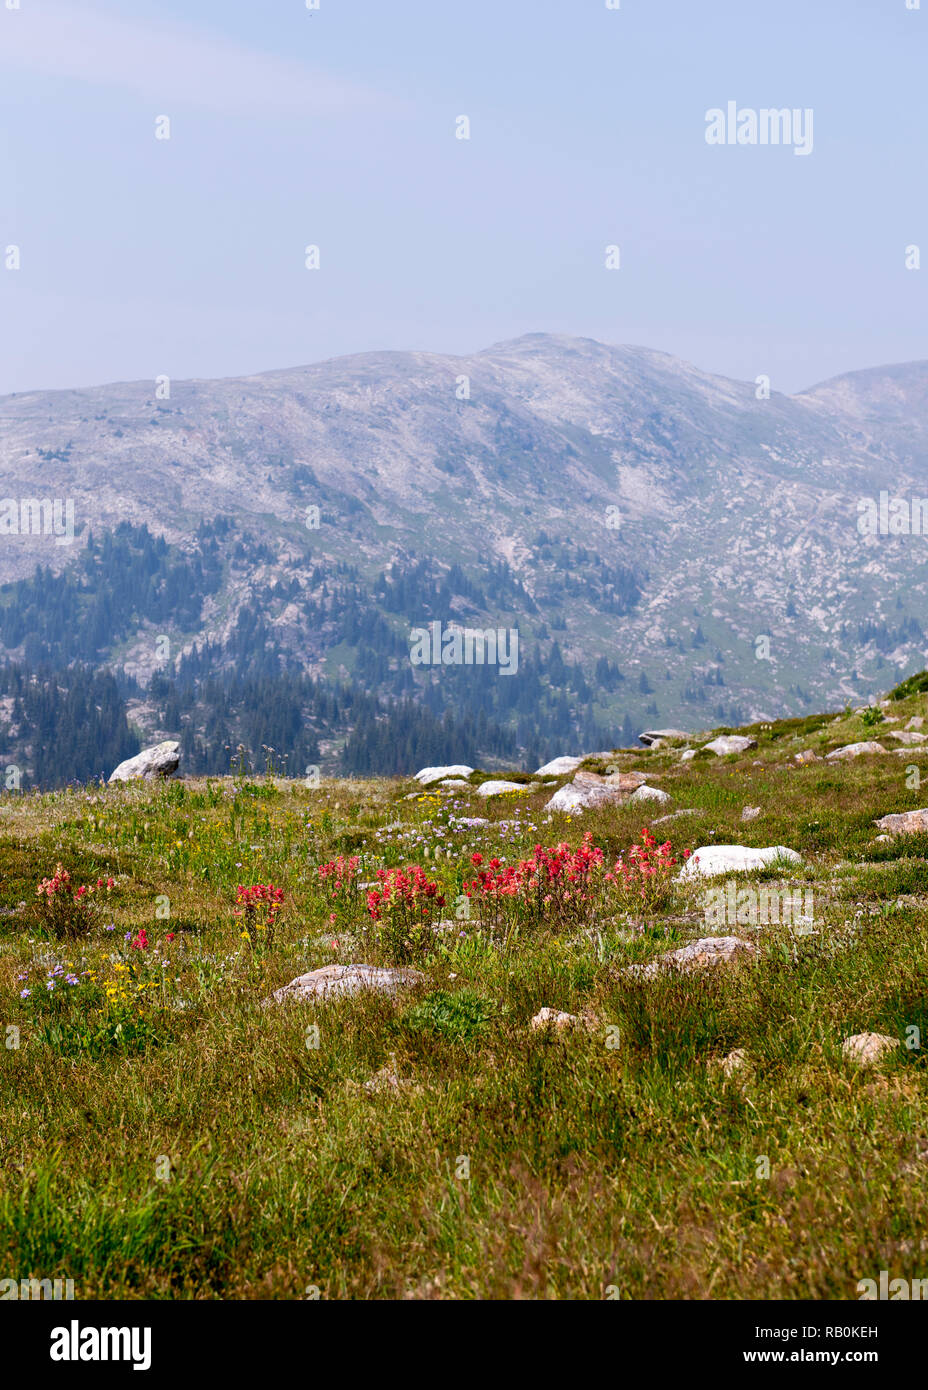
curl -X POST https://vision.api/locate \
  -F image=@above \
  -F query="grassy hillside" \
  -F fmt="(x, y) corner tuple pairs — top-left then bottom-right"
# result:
(1, 687), (927, 1299)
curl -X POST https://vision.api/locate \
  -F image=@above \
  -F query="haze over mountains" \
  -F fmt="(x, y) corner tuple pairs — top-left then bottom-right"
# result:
(1, 333), (926, 784)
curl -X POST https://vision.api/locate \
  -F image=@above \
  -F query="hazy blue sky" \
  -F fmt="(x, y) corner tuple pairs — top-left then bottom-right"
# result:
(0, 0), (925, 395)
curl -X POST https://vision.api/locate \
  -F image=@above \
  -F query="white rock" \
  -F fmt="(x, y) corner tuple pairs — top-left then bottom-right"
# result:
(703, 735), (758, 756)
(888, 730), (928, 745)
(680, 749), (697, 762)
(841, 1032), (899, 1067)
(413, 765), (474, 785)
(535, 755), (583, 776)
(437, 779), (472, 790)
(628, 785), (672, 805)
(530, 1007), (580, 1032)
(623, 936), (756, 979)
(652, 808), (698, 825)
(907, 717), (924, 730)
(741, 806), (761, 822)
(680, 845), (802, 879)
(265, 963), (425, 1005)
(825, 742), (887, 761)
(794, 749), (821, 764)
(476, 779), (530, 798)
(108, 740), (180, 784)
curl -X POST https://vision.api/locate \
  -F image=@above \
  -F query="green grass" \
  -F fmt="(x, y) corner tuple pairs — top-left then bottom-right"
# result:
(2, 691), (928, 1299)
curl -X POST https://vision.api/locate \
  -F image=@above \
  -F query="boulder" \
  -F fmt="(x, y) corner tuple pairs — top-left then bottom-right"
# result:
(476, 779), (530, 798)
(545, 784), (592, 813)
(414, 765), (474, 785)
(888, 730), (928, 745)
(623, 936), (756, 979)
(841, 1032), (899, 1067)
(638, 729), (688, 747)
(545, 768), (643, 813)
(628, 785), (672, 806)
(907, 717), (924, 730)
(874, 808), (928, 835)
(703, 735), (758, 756)
(825, 742), (886, 761)
(108, 740), (180, 784)
(264, 963), (426, 1005)
(535, 755), (583, 776)
(680, 749), (697, 762)
(680, 844), (802, 879)
(794, 749), (821, 764)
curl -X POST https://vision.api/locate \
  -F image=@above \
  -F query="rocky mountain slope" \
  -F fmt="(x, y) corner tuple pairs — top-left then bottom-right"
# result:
(1, 333), (926, 745)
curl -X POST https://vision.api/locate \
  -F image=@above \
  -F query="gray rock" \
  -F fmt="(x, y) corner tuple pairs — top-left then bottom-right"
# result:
(794, 749), (822, 764)
(638, 728), (688, 747)
(652, 808), (699, 825)
(741, 805), (761, 822)
(888, 730), (928, 745)
(825, 741), (887, 761)
(703, 735), (758, 756)
(535, 755), (583, 776)
(264, 963), (426, 1005)
(874, 808), (928, 835)
(623, 936), (756, 979)
(628, 784), (672, 806)
(108, 740), (180, 784)
(476, 779), (530, 798)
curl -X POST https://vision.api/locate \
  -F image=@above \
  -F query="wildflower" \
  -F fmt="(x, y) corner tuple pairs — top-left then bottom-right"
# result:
(20, 989), (30, 998)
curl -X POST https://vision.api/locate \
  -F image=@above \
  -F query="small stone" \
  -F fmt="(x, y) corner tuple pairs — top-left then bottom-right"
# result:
(841, 1032), (899, 1067)
(680, 749), (696, 762)
(741, 806), (761, 822)
(638, 729), (689, 747)
(530, 1006), (580, 1032)
(794, 749), (821, 764)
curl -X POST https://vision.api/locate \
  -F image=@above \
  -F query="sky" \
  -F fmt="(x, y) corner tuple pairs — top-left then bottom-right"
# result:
(0, 0), (925, 396)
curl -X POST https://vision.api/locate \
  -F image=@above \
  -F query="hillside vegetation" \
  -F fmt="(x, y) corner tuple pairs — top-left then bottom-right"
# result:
(1, 684), (927, 1299)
